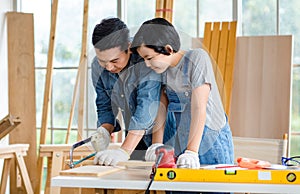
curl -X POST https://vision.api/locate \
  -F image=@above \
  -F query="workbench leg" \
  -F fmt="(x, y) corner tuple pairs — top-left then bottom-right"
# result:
(44, 157), (52, 194)
(0, 159), (12, 194)
(15, 151), (33, 194)
(47, 151), (64, 194)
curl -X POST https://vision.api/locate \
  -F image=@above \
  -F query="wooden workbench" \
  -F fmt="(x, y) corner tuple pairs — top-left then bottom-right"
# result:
(52, 165), (300, 193)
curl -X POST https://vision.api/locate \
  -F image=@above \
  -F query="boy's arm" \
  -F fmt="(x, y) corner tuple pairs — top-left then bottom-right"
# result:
(186, 84), (210, 153)
(176, 84), (210, 169)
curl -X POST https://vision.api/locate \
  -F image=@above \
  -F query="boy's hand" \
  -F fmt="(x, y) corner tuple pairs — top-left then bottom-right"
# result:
(177, 150), (200, 169)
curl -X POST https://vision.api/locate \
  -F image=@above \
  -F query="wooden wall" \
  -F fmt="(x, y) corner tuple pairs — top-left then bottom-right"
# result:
(230, 35), (293, 139)
(7, 12), (37, 193)
(192, 35), (293, 140)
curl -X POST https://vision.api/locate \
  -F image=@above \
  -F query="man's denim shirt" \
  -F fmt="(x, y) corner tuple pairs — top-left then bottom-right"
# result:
(91, 53), (162, 144)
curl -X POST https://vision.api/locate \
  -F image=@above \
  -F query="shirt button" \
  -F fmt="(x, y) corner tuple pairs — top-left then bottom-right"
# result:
(121, 94), (124, 98)
(185, 91), (189, 96)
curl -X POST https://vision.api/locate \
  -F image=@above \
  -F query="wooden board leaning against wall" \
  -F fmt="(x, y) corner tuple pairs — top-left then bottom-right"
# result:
(192, 35), (292, 140)
(230, 35), (292, 140)
(7, 12), (37, 193)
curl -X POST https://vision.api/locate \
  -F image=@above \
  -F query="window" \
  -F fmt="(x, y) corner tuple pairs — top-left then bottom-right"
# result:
(279, 0), (300, 156)
(126, 0), (156, 34)
(242, 0), (277, 36)
(21, 0), (117, 144)
(241, 0), (300, 156)
(198, 0), (232, 36)
(21, 0), (300, 155)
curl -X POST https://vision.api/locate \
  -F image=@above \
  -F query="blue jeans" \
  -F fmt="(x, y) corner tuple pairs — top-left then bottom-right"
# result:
(199, 121), (234, 165)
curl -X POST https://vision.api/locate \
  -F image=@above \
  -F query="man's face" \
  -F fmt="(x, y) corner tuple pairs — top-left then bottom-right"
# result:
(95, 46), (130, 73)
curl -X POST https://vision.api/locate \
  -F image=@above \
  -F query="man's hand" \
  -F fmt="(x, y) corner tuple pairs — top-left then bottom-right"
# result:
(93, 148), (130, 166)
(176, 150), (200, 169)
(91, 126), (111, 152)
(145, 143), (164, 161)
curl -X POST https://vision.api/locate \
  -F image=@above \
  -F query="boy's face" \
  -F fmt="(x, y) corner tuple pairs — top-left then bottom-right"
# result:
(95, 46), (130, 73)
(137, 45), (170, 74)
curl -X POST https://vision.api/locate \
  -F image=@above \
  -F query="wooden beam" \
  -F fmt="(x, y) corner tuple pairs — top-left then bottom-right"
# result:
(224, 21), (237, 118)
(7, 12), (37, 193)
(77, 0), (89, 141)
(36, 0), (59, 193)
(0, 114), (21, 140)
(165, 0), (173, 23)
(155, 0), (164, 18)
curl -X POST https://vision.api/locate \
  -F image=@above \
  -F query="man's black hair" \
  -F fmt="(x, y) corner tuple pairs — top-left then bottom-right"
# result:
(92, 17), (129, 51)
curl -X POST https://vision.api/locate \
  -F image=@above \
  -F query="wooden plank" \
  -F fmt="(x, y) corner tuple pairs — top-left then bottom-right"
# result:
(223, 21), (237, 118)
(65, 62), (81, 144)
(165, 0), (173, 23)
(15, 151), (34, 194)
(259, 36), (292, 138)
(217, 22), (229, 77)
(203, 22), (212, 51)
(36, 0), (59, 193)
(155, 0), (164, 18)
(60, 165), (123, 177)
(0, 159), (12, 194)
(0, 144), (29, 155)
(80, 160), (154, 168)
(230, 36), (292, 139)
(40, 143), (121, 194)
(0, 114), (21, 140)
(77, 0), (89, 141)
(210, 22), (221, 63)
(39, 0), (58, 144)
(202, 21), (237, 119)
(6, 12), (37, 193)
(215, 22), (229, 105)
(45, 151), (64, 194)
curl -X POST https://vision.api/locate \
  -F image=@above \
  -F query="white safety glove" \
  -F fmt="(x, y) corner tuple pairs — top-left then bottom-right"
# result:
(145, 143), (164, 161)
(91, 126), (111, 152)
(93, 148), (130, 166)
(176, 150), (200, 169)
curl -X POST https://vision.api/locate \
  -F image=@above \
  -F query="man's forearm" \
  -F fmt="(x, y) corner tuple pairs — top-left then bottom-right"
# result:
(100, 123), (115, 134)
(120, 130), (145, 155)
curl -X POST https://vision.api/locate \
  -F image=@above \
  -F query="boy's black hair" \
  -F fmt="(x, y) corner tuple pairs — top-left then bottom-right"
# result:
(92, 17), (129, 51)
(131, 18), (180, 55)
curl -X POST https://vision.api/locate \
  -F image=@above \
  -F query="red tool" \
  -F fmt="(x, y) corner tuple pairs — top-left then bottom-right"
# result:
(149, 145), (177, 181)
(154, 145), (177, 168)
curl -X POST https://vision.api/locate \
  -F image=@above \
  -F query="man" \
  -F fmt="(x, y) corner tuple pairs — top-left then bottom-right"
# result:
(91, 17), (162, 166)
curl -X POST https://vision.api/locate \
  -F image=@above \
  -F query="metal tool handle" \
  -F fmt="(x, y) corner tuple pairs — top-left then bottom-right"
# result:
(69, 137), (92, 168)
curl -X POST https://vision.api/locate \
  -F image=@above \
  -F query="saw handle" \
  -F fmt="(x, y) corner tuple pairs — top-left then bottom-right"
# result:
(69, 137), (92, 168)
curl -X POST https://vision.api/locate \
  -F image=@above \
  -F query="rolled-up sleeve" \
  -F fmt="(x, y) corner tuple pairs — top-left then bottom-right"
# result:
(91, 58), (121, 131)
(128, 71), (161, 134)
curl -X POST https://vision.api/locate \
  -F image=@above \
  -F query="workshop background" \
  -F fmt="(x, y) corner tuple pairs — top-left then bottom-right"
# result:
(0, 0), (300, 193)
